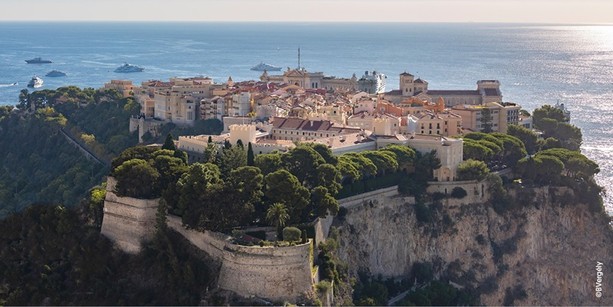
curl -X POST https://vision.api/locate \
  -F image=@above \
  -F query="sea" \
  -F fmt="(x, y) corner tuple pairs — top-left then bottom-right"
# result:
(0, 22), (611, 215)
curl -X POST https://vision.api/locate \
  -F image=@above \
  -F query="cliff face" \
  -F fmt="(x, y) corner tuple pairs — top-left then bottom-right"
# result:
(336, 186), (613, 305)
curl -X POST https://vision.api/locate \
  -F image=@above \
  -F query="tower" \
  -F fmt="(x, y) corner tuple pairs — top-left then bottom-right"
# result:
(399, 72), (415, 97)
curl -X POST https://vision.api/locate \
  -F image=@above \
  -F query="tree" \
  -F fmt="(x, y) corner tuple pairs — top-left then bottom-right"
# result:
(266, 202), (289, 239)
(340, 152), (377, 179)
(311, 186), (339, 217)
(111, 145), (159, 169)
(380, 144), (416, 172)
(264, 170), (310, 223)
(533, 105), (566, 128)
(162, 134), (176, 150)
(480, 108), (494, 133)
(225, 166), (263, 224)
(316, 163), (342, 195)
(414, 150), (441, 181)
(508, 124), (538, 154)
(456, 159), (490, 181)
(306, 143), (338, 165)
(254, 152), (283, 176)
(152, 153), (188, 211)
(336, 156), (361, 184)
(361, 150), (398, 175)
(220, 145), (247, 175)
(236, 139), (244, 149)
(491, 133), (527, 167)
(247, 142), (255, 166)
(282, 145), (325, 186)
(176, 163), (225, 228)
(113, 158), (161, 199)
(463, 139), (494, 162)
(535, 155), (564, 184)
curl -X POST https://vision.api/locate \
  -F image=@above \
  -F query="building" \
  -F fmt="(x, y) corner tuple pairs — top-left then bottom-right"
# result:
(408, 111), (463, 137)
(386, 72), (503, 107)
(347, 112), (401, 136)
(405, 135), (464, 182)
(103, 80), (134, 98)
(269, 117), (362, 142)
(153, 90), (197, 126)
(452, 101), (520, 133)
(261, 68), (386, 93)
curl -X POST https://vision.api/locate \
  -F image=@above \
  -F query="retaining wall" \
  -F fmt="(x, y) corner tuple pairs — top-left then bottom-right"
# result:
(100, 177), (159, 254)
(167, 215), (314, 302)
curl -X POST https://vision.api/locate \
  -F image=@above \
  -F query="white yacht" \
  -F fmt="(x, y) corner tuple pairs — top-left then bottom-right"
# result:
(27, 76), (43, 88)
(251, 62), (282, 71)
(114, 63), (144, 73)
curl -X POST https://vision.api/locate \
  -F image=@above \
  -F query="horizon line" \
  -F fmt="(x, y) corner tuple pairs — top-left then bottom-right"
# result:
(1, 20), (612, 26)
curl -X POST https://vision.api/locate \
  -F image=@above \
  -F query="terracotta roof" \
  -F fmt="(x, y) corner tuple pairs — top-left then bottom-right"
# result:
(414, 78), (426, 84)
(400, 72), (414, 77)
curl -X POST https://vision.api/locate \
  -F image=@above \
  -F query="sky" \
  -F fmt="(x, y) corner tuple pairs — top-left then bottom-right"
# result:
(1, 0), (613, 24)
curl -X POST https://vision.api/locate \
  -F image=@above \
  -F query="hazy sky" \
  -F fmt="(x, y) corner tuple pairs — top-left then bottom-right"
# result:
(2, 0), (613, 23)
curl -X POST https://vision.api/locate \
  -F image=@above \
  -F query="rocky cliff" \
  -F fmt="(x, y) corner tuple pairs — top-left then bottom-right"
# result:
(336, 186), (613, 305)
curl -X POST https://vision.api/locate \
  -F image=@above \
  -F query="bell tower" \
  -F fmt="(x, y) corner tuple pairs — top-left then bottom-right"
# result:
(399, 71), (415, 97)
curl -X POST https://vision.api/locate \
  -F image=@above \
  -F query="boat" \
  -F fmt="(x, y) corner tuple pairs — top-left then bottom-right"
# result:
(114, 63), (144, 73)
(358, 70), (387, 94)
(25, 57), (52, 64)
(250, 62), (282, 71)
(27, 76), (43, 88)
(45, 70), (67, 77)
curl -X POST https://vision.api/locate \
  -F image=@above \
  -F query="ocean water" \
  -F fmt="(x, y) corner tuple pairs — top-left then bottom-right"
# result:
(0, 22), (611, 214)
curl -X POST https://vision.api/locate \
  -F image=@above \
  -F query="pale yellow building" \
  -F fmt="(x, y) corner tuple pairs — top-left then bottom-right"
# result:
(452, 101), (520, 133)
(406, 135), (464, 182)
(408, 111), (463, 136)
(386, 72), (503, 107)
(103, 80), (134, 98)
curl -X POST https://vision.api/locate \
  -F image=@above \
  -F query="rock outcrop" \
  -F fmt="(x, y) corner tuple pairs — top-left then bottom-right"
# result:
(336, 186), (613, 305)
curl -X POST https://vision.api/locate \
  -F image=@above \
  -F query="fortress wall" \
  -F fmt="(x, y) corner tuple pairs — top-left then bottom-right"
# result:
(100, 177), (159, 254)
(218, 241), (313, 302)
(338, 186), (399, 209)
(427, 180), (489, 206)
(167, 214), (315, 302)
(167, 215), (227, 261)
(314, 215), (335, 246)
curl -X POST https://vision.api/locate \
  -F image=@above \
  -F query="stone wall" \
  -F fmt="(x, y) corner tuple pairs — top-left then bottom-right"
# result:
(426, 180), (489, 206)
(167, 215), (315, 302)
(100, 177), (159, 254)
(337, 186), (402, 210)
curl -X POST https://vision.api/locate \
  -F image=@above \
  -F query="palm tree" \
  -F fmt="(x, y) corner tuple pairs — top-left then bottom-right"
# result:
(266, 202), (289, 240)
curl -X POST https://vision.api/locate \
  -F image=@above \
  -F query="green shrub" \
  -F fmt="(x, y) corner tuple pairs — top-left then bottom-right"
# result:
(451, 187), (468, 199)
(282, 226), (301, 242)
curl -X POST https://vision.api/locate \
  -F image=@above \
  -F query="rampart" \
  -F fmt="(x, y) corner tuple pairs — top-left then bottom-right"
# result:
(100, 177), (159, 254)
(167, 215), (315, 302)
(426, 179), (489, 206)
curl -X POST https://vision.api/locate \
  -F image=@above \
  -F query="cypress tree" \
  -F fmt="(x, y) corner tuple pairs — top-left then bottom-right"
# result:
(247, 142), (255, 166)
(236, 139), (244, 149)
(207, 135), (213, 143)
(162, 133), (176, 150)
